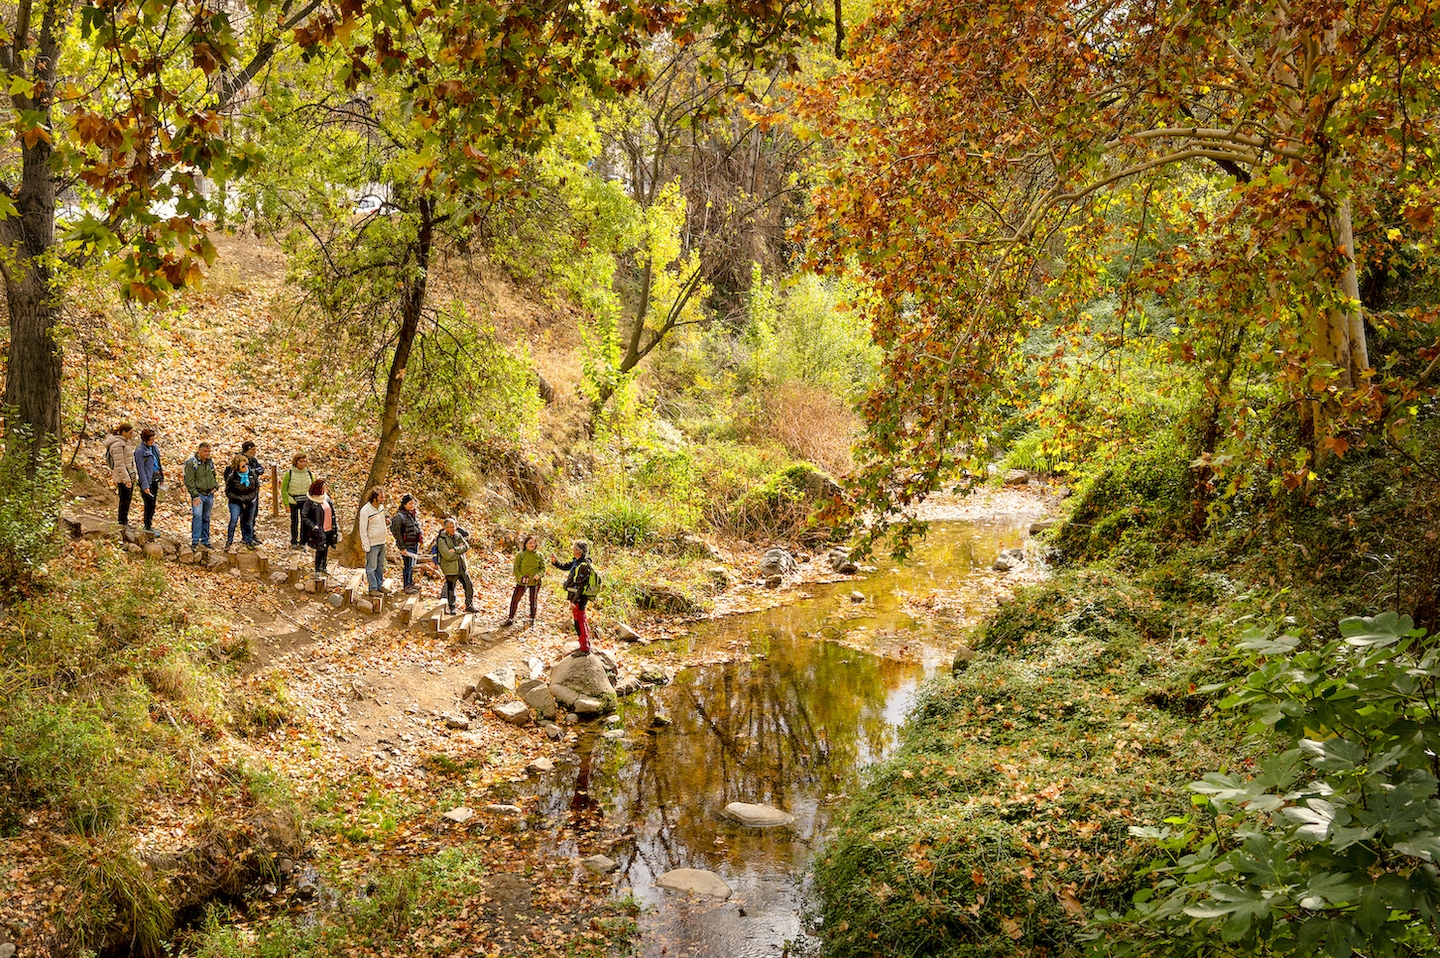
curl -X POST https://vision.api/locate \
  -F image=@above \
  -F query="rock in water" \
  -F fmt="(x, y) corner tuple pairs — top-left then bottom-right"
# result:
(1029, 519), (1059, 534)
(849, 591), (865, 603)
(654, 868), (733, 900)
(759, 548), (796, 577)
(573, 696), (604, 717)
(723, 802), (796, 828)
(614, 674), (642, 696)
(582, 854), (619, 875)
(764, 575), (783, 589)
(527, 757), (554, 773)
(493, 701), (532, 726)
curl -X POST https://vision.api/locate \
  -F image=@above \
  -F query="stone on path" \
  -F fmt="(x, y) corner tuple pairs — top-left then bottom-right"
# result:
(484, 803), (523, 816)
(444, 714), (470, 730)
(517, 678), (557, 720)
(1004, 468), (1030, 485)
(326, 593), (345, 609)
(527, 757), (554, 773)
(582, 854), (619, 875)
(443, 807), (474, 823)
(493, 701), (532, 726)
(654, 868), (732, 900)
(522, 656), (544, 681)
(207, 555), (229, 572)
(268, 570), (289, 586)
(478, 666), (516, 697)
(760, 547), (796, 577)
(723, 802), (796, 828)
(614, 622), (641, 642)
(0, 942), (15, 958)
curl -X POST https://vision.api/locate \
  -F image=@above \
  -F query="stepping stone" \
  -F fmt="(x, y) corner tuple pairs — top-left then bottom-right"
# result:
(582, 854), (618, 875)
(268, 570), (289, 585)
(542, 723), (563, 741)
(723, 802), (796, 828)
(478, 667), (516, 697)
(326, 594), (344, 609)
(493, 701), (531, 726)
(573, 696), (603, 718)
(443, 807), (474, 823)
(207, 555), (229, 572)
(655, 868), (732, 900)
(601, 729), (625, 740)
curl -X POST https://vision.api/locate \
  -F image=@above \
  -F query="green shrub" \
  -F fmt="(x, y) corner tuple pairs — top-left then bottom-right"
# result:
(1054, 435), (1192, 565)
(577, 493), (660, 547)
(725, 462), (839, 539)
(0, 428), (67, 595)
(0, 698), (136, 833)
(55, 837), (174, 958)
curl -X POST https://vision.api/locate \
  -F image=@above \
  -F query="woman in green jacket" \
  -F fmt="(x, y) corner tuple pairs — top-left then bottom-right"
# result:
(504, 535), (544, 626)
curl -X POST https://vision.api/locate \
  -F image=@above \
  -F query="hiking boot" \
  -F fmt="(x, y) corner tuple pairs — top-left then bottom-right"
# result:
(447, 606), (458, 615)
(464, 605), (480, 614)
(570, 649), (591, 657)
(502, 618), (514, 627)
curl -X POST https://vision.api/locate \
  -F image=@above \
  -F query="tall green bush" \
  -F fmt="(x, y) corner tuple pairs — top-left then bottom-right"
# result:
(1101, 613), (1440, 958)
(0, 427), (66, 594)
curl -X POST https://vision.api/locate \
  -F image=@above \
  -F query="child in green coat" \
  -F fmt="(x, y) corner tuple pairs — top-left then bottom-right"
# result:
(504, 535), (544, 626)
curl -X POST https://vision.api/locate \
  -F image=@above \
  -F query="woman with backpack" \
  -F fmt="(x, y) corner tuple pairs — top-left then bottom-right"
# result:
(223, 453), (259, 550)
(300, 479), (340, 578)
(504, 534), (544, 627)
(281, 454), (315, 548)
(550, 540), (598, 655)
(133, 428), (164, 536)
(105, 423), (138, 528)
(390, 494), (423, 594)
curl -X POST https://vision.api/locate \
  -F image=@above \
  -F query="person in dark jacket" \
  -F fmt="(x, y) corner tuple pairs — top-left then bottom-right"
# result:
(223, 453), (259, 550)
(390, 494), (424, 594)
(504, 535), (544, 626)
(435, 518), (479, 614)
(300, 479), (340, 578)
(241, 440), (265, 545)
(550, 540), (597, 655)
(133, 428), (163, 535)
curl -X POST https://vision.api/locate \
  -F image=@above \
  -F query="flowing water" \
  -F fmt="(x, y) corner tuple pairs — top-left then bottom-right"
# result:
(529, 511), (1046, 957)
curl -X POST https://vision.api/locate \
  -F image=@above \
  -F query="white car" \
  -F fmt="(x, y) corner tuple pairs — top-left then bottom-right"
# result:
(352, 194), (398, 218)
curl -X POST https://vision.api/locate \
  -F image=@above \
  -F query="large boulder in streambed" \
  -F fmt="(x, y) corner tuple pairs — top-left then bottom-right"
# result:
(760, 548), (796, 578)
(723, 802), (796, 828)
(549, 653), (617, 713)
(654, 868), (733, 900)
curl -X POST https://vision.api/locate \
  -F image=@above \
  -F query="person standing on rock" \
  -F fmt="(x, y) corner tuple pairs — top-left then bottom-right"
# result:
(436, 517), (479, 615)
(358, 487), (390, 597)
(504, 534), (544, 627)
(241, 441), (265, 545)
(390, 494), (423, 594)
(183, 442), (219, 550)
(133, 428), (164, 537)
(301, 479), (339, 579)
(223, 453), (260, 551)
(281, 454), (315, 549)
(551, 540), (598, 656)
(105, 423), (138, 528)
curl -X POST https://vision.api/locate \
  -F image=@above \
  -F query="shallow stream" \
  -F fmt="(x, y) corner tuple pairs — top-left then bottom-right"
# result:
(529, 511), (1046, 957)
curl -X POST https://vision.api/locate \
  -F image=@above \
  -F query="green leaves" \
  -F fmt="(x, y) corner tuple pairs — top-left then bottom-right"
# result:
(1105, 613), (1440, 957)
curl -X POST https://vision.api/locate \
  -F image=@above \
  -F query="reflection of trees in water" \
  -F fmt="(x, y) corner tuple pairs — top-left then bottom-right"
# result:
(578, 630), (915, 880)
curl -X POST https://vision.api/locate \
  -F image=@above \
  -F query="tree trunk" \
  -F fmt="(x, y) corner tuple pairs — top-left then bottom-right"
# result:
(336, 196), (433, 568)
(2, 134), (62, 464)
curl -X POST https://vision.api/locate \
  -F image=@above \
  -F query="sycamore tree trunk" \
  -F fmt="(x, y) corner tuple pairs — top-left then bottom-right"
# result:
(1302, 197), (1371, 459)
(1, 5), (64, 464)
(335, 196), (433, 569)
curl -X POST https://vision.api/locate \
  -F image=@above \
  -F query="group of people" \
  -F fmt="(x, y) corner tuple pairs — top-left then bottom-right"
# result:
(102, 425), (603, 654)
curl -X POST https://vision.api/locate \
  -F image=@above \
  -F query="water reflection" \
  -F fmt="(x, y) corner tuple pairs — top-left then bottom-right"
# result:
(536, 513), (1043, 957)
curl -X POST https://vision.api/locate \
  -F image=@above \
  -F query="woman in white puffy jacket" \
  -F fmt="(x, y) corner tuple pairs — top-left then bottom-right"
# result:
(105, 423), (138, 528)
